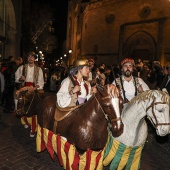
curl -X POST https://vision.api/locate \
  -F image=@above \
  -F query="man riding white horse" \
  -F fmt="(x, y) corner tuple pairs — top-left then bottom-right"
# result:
(112, 58), (150, 104)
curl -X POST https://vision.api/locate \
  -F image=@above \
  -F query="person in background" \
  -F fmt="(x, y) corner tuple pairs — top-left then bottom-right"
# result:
(147, 62), (163, 89)
(96, 67), (106, 86)
(8, 56), (15, 62)
(100, 63), (106, 70)
(140, 63), (151, 84)
(87, 58), (95, 81)
(160, 65), (170, 94)
(57, 59), (97, 108)
(15, 57), (23, 68)
(3, 61), (17, 112)
(136, 58), (144, 77)
(50, 72), (58, 91)
(112, 58), (149, 104)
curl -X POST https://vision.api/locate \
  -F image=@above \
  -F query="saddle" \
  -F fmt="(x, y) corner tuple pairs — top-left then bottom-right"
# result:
(53, 103), (82, 133)
(54, 103), (81, 122)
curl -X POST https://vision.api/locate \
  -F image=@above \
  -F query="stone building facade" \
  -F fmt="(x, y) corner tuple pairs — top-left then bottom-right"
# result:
(66, 0), (170, 66)
(0, 0), (22, 59)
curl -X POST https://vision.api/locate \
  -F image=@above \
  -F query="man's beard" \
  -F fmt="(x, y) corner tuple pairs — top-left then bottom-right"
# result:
(28, 60), (34, 64)
(122, 70), (132, 77)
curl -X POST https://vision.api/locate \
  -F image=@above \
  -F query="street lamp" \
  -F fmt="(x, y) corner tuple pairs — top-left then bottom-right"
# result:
(69, 49), (72, 54)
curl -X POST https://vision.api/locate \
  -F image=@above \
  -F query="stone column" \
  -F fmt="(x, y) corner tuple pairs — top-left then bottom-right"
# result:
(5, 30), (17, 58)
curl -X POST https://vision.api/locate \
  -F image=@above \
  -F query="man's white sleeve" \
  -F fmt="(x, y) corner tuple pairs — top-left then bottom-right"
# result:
(15, 65), (23, 82)
(37, 68), (44, 89)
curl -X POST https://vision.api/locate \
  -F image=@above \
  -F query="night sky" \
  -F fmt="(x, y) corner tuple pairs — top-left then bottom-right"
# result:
(30, 0), (69, 54)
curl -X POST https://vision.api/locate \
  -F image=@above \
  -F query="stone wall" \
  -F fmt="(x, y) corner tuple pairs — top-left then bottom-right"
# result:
(67, 0), (170, 66)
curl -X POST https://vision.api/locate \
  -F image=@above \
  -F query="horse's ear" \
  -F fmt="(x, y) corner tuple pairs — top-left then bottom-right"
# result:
(20, 90), (28, 96)
(162, 88), (168, 94)
(96, 84), (107, 97)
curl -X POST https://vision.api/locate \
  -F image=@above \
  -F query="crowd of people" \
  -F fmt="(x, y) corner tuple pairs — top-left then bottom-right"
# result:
(0, 52), (169, 114)
(56, 57), (170, 110)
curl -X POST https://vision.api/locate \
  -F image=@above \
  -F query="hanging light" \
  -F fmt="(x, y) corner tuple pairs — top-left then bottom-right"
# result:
(69, 49), (72, 54)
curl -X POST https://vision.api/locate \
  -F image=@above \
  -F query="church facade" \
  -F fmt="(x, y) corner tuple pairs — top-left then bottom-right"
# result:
(66, 0), (170, 66)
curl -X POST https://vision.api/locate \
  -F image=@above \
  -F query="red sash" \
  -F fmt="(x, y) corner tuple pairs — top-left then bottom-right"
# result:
(25, 82), (35, 87)
(73, 76), (88, 96)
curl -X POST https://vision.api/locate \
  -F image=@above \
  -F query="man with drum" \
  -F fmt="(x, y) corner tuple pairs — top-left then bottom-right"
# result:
(15, 51), (44, 137)
(112, 58), (149, 104)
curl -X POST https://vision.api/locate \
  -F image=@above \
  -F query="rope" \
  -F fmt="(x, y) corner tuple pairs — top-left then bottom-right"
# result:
(25, 91), (36, 114)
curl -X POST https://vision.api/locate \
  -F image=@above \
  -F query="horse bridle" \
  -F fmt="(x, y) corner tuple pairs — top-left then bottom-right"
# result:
(94, 94), (122, 123)
(15, 91), (36, 115)
(146, 98), (170, 128)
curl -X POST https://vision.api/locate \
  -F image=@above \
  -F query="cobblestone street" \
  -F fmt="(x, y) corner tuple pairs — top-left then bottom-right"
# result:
(0, 92), (170, 170)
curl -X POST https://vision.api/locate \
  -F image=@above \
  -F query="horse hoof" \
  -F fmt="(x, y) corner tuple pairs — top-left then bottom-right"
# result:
(24, 125), (29, 129)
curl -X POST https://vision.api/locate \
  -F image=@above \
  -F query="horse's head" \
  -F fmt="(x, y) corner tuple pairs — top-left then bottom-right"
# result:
(146, 90), (170, 136)
(14, 86), (35, 117)
(96, 84), (124, 137)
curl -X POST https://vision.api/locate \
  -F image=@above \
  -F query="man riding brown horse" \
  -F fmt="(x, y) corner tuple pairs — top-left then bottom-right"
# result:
(15, 51), (44, 137)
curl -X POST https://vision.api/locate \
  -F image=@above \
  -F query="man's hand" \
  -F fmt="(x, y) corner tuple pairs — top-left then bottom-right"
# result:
(19, 76), (26, 82)
(33, 85), (40, 90)
(138, 84), (144, 93)
(72, 85), (81, 94)
(91, 85), (97, 95)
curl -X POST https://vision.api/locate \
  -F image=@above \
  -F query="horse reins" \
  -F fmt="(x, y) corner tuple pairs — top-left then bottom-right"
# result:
(15, 97), (27, 113)
(94, 94), (122, 123)
(146, 98), (170, 128)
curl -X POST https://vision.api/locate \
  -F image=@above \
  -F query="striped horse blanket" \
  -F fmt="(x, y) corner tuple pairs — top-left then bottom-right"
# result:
(103, 135), (144, 170)
(36, 125), (144, 170)
(36, 124), (104, 170)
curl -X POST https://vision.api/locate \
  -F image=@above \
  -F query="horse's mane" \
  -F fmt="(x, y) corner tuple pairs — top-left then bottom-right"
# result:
(129, 90), (169, 105)
(14, 86), (35, 98)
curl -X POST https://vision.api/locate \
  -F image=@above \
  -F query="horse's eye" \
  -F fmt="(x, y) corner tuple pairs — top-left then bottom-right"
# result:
(104, 104), (110, 109)
(158, 108), (164, 112)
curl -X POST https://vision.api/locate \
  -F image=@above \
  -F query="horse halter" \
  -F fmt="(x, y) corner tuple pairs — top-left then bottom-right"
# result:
(94, 94), (122, 123)
(146, 98), (170, 129)
(15, 91), (36, 115)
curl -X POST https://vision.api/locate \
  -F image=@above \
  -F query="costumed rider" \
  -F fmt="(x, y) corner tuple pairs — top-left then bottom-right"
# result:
(15, 51), (44, 137)
(112, 58), (149, 104)
(15, 51), (44, 90)
(57, 59), (97, 108)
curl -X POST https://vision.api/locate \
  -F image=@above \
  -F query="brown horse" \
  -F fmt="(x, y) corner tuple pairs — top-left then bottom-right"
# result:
(14, 86), (44, 136)
(14, 84), (123, 151)
(37, 84), (124, 152)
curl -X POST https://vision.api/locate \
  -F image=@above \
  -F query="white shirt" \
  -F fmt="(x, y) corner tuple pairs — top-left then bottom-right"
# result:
(15, 65), (44, 89)
(112, 76), (149, 101)
(57, 77), (92, 108)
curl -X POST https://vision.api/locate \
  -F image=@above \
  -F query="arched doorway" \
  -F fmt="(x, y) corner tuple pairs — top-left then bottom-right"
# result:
(123, 31), (156, 63)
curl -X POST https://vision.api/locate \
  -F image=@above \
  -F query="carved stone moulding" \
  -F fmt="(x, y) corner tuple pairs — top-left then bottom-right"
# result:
(139, 4), (151, 18)
(105, 13), (115, 23)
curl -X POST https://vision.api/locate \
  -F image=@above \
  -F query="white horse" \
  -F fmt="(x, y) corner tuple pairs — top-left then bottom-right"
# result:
(103, 90), (170, 170)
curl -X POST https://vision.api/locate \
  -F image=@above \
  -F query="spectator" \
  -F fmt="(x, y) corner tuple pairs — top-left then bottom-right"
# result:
(160, 65), (170, 94)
